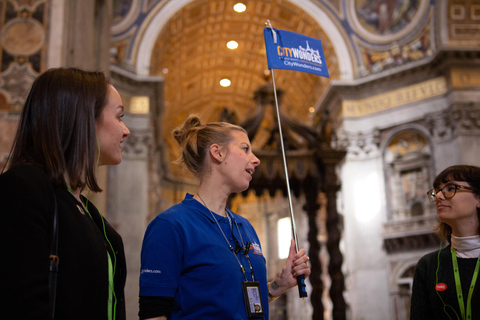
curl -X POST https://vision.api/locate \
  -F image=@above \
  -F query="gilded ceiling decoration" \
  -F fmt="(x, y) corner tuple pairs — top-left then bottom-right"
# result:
(446, 0), (480, 47)
(0, 0), (46, 112)
(108, 0), (480, 179)
(387, 131), (428, 157)
(349, 0), (434, 76)
(148, 0), (340, 175)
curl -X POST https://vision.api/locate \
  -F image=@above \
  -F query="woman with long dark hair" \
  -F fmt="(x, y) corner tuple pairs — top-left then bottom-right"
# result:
(0, 68), (130, 319)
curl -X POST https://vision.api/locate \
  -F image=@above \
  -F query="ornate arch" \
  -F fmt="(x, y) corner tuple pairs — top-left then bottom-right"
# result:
(132, 0), (354, 79)
(389, 258), (419, 320)
(381, 124), (436, 221)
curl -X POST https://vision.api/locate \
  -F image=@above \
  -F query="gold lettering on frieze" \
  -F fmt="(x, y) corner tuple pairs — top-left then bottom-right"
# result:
(451, 68), (480, 88)
(342, 77), (447, 117)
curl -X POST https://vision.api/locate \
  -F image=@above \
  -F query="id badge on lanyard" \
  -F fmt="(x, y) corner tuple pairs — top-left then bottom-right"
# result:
(242, 281), (265, 318)
(197, 196), (265, 319)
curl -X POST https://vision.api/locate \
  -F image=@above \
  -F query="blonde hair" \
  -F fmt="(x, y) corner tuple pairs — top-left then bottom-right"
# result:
(172, 114), (247, 177)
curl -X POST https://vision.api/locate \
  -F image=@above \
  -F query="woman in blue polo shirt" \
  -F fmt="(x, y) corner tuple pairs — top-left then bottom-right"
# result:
(139, 115), (310, 319)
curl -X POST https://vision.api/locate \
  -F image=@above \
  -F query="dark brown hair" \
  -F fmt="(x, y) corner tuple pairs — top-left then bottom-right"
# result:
(433, 165), (480, 243)
(172, 114), (246, 177)
(8, 67), (110, 192)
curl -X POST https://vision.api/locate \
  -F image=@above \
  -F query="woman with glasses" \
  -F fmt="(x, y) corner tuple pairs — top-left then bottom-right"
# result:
(410, 165), (480, 320)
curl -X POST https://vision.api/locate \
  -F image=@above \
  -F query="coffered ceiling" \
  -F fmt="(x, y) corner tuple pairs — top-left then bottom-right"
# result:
(148, 0), (340, 168)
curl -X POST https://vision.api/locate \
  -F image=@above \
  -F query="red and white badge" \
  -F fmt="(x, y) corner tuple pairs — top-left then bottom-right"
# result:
(435, 283), (447, 291)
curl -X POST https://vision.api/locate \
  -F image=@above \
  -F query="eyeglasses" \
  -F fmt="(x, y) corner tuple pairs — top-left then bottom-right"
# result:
(426, 183), (476, 203)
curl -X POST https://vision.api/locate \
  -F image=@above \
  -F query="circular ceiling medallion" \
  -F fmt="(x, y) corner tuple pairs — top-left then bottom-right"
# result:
(349, 0), (429, 44)
(1, 18), (44, 56)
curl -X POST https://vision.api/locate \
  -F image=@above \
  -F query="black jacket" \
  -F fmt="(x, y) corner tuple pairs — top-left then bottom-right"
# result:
(410, 245), (480, 320)
(0, 164), (126, 319)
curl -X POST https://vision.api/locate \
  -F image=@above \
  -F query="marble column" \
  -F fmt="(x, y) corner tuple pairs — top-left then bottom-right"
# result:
(107, 114), (152, 320)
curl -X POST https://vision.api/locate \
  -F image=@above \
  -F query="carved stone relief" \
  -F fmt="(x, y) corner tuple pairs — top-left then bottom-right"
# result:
(122, 128), (152, 159)
(424, 108), (457, 142)
(453, 102), (480, 133)
(332, 127), (380, 159)
(425, 102), (480, 142)
(0, 63), (37, 112)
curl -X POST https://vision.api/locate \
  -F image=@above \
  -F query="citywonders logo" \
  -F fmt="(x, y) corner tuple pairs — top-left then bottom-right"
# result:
(277, 41), (323, 66)
(264, 27), (329, 77)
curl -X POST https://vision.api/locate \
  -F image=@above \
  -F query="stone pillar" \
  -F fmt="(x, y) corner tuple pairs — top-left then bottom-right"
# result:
(335, 128), (391, 320)
(107, 114), (152, 320)
(63, 0), (112, 71)
(107, 68), (163, 319)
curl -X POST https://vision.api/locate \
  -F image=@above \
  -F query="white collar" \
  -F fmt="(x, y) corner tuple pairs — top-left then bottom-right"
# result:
(451, 234), (480, 258)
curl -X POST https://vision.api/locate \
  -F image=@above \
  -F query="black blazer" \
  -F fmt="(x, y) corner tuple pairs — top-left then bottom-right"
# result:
(0, 164), (126, 319)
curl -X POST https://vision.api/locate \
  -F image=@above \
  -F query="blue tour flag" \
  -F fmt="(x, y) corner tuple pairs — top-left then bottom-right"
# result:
(263, 27), (329, 78)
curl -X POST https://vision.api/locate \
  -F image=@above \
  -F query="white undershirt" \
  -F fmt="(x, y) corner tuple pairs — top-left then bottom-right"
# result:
(451, 234), (480, 258)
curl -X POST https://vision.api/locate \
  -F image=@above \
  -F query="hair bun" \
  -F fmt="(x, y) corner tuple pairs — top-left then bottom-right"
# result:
(172, 114), (202, 145)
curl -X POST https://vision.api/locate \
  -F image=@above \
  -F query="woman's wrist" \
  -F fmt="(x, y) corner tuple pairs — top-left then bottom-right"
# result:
(268, 290), (280, 300)
(267, 280), (284, 300)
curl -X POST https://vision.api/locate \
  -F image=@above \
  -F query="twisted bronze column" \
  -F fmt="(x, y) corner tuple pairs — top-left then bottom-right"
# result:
(303, 178), (324, 320)
(324, 160), (346, 320)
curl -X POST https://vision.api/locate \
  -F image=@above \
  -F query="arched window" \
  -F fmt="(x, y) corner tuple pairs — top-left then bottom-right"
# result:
(393, 264), (416, 320)
(383, 129), (435, 221)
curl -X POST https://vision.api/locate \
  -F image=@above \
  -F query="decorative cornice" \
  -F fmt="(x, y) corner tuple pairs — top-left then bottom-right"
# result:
(332, 128), (380, 159)
(317, 50), (480, 120)
(383, 214), (440, 254)
(384, 233), (439, 254)
(453, 102), (480, 134)
(425, 102), (480, 141)
(110, 64), (163, 85)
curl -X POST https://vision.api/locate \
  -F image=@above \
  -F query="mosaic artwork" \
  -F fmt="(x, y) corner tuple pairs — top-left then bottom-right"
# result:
(358, 20), (433, 75)
(355, 0), (421, 35)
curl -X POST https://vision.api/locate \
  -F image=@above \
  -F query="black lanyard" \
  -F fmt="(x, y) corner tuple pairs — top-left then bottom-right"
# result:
(197, 194), (255, 281)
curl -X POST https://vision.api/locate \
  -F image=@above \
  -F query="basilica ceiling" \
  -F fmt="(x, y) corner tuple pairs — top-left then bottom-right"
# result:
(110, 0), (442, 178)
(146, 0), (340, 169)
